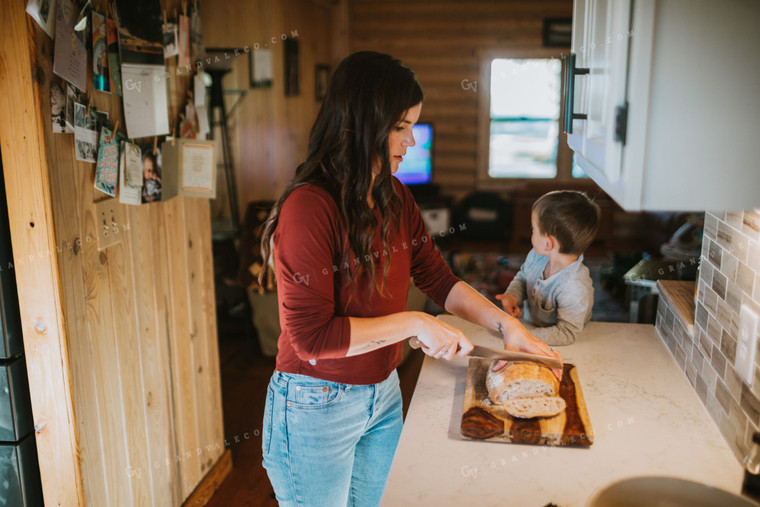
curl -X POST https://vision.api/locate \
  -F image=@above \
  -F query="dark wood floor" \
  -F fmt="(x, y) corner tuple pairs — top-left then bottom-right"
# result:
(206, 326), (426, 506)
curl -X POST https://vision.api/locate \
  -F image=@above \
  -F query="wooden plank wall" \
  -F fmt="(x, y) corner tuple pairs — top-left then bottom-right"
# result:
(1, 1), (225, 505)
(350, 0), (573, 201)
(0, 4), (84, 505)
(201, 0), (333, 222)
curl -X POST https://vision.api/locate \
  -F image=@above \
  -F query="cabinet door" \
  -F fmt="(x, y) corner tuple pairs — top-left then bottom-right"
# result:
(567, 0), (588, 154)
(569, 0), (632, 189)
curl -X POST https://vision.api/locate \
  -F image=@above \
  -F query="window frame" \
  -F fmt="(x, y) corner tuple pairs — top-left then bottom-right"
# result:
(476, 49), (585, 189)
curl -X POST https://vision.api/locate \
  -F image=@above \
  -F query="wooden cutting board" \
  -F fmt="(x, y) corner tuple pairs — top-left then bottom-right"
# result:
(461, 358), (593, 446)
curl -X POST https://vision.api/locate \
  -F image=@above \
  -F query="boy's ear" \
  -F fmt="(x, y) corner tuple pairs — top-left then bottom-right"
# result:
(545, 234), (558, 252)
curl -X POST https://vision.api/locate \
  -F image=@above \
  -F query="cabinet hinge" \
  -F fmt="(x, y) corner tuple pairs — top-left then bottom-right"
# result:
(615, 102), (628, 145)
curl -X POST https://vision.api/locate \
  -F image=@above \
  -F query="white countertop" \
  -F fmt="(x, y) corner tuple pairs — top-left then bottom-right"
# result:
(382, 317), (743, 506)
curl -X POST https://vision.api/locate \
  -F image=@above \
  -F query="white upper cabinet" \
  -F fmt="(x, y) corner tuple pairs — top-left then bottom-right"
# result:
(566, 0), (760, 211)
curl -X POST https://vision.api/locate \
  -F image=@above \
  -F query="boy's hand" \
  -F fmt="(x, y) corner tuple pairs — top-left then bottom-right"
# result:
(495, 293), (522, 318)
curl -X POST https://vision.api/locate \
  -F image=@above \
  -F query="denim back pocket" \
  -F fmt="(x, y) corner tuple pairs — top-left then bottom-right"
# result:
(287, 380), (342, 409)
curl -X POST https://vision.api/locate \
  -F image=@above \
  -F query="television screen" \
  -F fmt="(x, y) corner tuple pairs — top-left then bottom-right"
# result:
(395, 123), (432, 185)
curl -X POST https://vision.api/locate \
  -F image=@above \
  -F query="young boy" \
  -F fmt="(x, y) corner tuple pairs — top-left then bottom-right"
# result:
(496, 190), (600, 346)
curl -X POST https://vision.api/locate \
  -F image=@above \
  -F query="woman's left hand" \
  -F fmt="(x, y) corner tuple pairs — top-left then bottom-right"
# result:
(492, 318), (563, 381)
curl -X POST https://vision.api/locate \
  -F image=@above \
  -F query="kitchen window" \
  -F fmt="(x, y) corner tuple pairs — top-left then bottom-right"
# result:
(489, 58), (561, 178)
(477, 54), (585, 183)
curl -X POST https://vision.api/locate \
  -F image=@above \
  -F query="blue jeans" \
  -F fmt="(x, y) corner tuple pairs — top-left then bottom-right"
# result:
(262, 370), (403, 507)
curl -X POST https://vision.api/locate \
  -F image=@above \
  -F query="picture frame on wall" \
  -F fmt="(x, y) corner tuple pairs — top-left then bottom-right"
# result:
(542, 18), (572, 47)
(249, 48), (273, 88)
(284, 38), (299, 96)
(315, 64), (329, 101)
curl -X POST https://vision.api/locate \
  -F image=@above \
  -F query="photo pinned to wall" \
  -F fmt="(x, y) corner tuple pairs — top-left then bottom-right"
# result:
(50, 82), (71, 133)
(162, 20), (178, 58)
(140, 143), (162, 203)
(26, 0), (57, 38)
(65, 83), (78, 131)
(53, 0), (87, 91)
(284, 38), (299, 96)
(74, 103), (97, 163)
(119, 141), (142, 205)
(315, 64), (329, 102)
(92, 11), (110, 92)
(114, 0), (164, 66)
(106, 16), (122, 95)
(94, 127), (120, 196)
(250, 48), (273, 88)
(90, 108), (110, 131)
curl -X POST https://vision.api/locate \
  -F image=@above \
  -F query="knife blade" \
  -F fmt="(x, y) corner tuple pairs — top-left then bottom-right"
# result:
(408, 337), (562, 369)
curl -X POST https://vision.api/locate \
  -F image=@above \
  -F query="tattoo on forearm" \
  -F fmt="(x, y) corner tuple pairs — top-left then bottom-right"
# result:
(497, 321), (503, 334)
(362, 339), (387, 350)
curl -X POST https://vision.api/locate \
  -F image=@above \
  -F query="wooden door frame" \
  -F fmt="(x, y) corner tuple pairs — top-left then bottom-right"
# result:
(0, 4), (84, 506)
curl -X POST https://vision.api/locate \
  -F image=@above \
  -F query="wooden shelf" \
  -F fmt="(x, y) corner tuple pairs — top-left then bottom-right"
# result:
(657, 280), (696, 336)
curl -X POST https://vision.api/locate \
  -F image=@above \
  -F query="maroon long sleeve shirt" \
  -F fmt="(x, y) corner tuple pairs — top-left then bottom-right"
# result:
(272, 178), (460, 384)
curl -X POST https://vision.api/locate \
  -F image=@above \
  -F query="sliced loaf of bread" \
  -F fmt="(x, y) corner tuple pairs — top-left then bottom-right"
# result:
(486, 361), (559, 404)
(502, 396), (566, 419)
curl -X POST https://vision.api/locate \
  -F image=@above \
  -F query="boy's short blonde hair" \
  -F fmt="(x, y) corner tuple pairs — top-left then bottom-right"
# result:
(532, 190), (600, 254)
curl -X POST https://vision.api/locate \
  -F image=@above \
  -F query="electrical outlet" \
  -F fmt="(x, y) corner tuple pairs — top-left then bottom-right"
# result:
(736, 305), (759, 386)
(94, 199), (122, 250)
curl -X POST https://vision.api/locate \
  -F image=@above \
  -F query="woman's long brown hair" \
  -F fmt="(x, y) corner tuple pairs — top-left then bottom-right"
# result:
(258, 51), (424, 298)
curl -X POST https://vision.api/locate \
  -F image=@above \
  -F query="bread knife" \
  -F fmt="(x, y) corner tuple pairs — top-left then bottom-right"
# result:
(408, 337), (562, 369)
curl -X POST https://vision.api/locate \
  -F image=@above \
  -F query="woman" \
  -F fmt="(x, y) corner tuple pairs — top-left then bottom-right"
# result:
(259, 51), (562, 506)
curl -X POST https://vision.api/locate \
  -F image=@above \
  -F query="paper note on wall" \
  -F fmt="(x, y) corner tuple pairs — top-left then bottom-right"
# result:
(119, 141), (142, 205)
(123, 142), (143, 187)
(194, 72), (205, 107)
(121, 65), (170, 138)
(53, 0), (86, 91)
(182, 143), (214, 191)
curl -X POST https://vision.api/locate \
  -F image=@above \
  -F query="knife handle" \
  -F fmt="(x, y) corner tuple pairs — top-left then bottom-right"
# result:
(408, 337), (461, 353)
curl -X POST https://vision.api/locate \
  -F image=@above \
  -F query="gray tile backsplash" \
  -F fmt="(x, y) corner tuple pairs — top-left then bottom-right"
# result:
(656, 210), (760, 463)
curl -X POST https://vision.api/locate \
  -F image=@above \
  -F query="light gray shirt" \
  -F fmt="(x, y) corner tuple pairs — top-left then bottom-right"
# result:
(504, 249), (594, 346)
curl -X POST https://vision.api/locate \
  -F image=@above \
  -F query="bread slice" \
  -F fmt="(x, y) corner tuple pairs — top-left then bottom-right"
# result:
(486, 361), (560, 404)
(502, 396), (566, 419)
